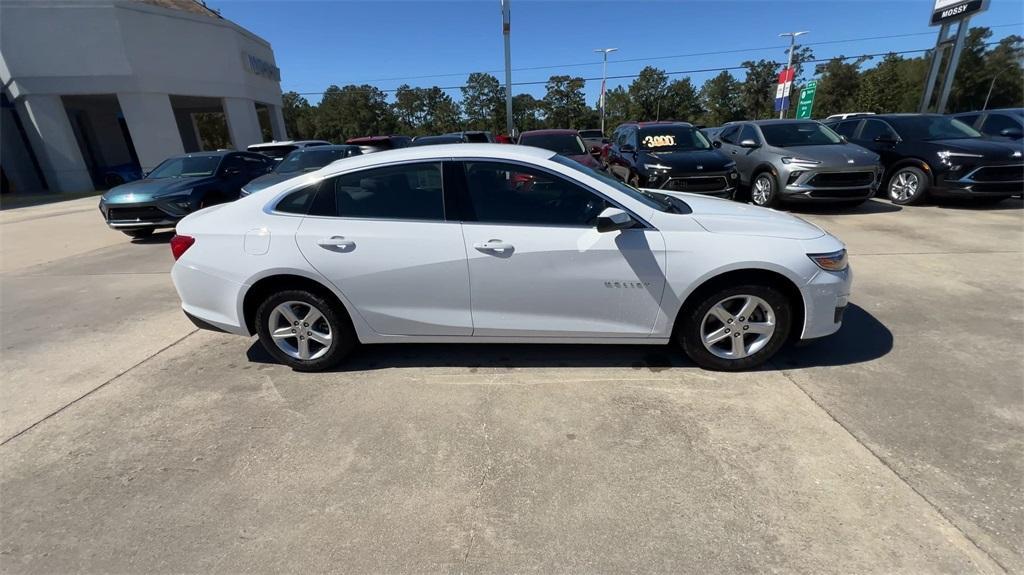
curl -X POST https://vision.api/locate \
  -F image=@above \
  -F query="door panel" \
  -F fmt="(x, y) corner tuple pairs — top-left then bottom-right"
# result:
(297, 218), (472, 336)
(463, 225), (667, 337)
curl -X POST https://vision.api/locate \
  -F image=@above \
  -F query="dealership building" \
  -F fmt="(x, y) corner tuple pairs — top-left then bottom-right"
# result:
(0, 0), (287, 196)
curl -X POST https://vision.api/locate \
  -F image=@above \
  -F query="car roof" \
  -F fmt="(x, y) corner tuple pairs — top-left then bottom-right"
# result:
(248, 140), (329, 148)
(748, 119), (821, 126)
(289, 144), (358, 152)
(519, 129), (579, 136)
(172, 150), (234, 158)
(317, 143), (554, 176)
(620, 120), (695, 128)
(346, 135), (406, 143)
(952, 108), (1023, 115)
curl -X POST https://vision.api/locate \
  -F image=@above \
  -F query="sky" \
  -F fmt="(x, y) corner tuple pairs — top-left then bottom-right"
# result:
(209, 0), (1024, 105)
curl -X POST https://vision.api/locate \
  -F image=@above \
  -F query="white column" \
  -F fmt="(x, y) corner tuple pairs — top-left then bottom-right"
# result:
(16, 95), (93, 193)
(117, 93), (184, 172)
(223, 97), (263, 149)
(269, 104), (287, 140)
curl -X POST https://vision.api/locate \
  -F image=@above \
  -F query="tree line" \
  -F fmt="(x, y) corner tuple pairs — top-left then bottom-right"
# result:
(281, 27), (1022, 141)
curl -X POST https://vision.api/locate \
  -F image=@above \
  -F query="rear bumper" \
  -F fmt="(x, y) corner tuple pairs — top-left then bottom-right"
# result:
(171, 262), (250, 336)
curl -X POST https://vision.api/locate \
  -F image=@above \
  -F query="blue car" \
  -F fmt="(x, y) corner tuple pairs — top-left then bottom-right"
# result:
(99, 151), (274, 238)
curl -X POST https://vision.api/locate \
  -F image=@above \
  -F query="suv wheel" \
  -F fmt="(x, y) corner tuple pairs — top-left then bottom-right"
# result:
(255, 289), (355, 371)
(887, 166), (928, 205)
(751, 172), (779, 207)
(676, 284), (792, 371)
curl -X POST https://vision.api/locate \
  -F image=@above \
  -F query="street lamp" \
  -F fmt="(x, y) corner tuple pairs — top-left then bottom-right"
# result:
(982, 66), (1015, 111)
(778, 31), (809, 119)
(502, 0), (513, 137)
(595, 48), (617, 134)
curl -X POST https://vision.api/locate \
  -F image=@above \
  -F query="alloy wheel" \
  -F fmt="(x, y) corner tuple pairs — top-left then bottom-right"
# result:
(889, 171), (919, 202)
(752, 176), (773, 206)
(700, 295), (776, 360)
(267, 300), (333, 360)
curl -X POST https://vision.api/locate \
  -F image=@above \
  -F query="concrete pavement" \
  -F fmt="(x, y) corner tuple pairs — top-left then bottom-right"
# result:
(1, 196), (1021, 573)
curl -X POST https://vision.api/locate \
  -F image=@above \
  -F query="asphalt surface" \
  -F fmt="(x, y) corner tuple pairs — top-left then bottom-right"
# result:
(1, 195), (1021, 573)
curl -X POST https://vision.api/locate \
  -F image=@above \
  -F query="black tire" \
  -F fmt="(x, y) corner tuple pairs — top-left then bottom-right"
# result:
(255, 289), (356, 372)
(676, 283), (793, 371)
(750, 172), (780, 208)
(886, 166), (929, 205)
(123, 228), (154, 239)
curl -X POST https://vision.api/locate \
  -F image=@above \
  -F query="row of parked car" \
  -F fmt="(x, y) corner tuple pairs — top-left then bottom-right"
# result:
(98, 109), (1023, 238)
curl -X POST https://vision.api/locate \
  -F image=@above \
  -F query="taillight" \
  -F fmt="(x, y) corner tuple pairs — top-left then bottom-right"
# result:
(170, 234), (195, 261)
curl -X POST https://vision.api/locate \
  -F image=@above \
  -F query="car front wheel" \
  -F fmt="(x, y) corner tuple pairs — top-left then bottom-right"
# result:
(751, 173), (779, 207)
(887, 166), (929, 205)
(677, 284), (792, 371)
(255, 289), (355, 371)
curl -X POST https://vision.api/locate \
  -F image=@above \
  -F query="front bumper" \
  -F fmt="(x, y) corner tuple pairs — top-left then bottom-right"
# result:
(780, 166), (880, 202)
(649, 170), (739, 199)
(931, 162), (1023, 197)
(799, 266), (852, 340)
(98, 198), (191, 230)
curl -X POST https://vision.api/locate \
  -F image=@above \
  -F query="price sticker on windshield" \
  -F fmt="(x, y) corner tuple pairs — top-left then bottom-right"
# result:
(642, 135), (676, 148)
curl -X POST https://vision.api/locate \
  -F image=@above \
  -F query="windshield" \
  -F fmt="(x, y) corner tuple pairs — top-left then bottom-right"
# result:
(760, 122), (843, 147)
(147, 156), (221, 179)
(248, 145), (298, 160)
(638, 126), (711, 152)
(275, 148), (354, 174)
(887, 116), (981, 141)
(520, 133), (587, 155)
(550, 154), (688, 214)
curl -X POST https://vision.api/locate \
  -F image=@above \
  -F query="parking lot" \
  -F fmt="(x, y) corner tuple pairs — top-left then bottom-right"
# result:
(1, 196), (1022, 573)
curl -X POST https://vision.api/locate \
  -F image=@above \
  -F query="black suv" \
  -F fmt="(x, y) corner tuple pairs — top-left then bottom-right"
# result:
(606, 121), (739, 198)
(826, 114), (1024, 205)
(950, 109), (1023, 141)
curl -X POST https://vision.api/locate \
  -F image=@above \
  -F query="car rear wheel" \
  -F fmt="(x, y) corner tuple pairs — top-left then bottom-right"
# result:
(255, 289), (355, 372)
(676, 284), (792, 371)
(887, 166), (928, 205)
(123, 229), (154, 239)
(751, 173), (779, 208)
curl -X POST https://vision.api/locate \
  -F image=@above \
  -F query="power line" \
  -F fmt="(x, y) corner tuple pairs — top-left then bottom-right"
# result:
(298, 23), (1023, 87)
(292, 41), (1010, 97)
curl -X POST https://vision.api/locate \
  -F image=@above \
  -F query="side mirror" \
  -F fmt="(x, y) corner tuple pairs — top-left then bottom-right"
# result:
(712, 140), (722, 149)
(223, 167), (242, 177)
(999, 127), (1023, 139)
(839, 135), (848, 143)
(596, 207), (635, 233)
(739, 139), (759, 148)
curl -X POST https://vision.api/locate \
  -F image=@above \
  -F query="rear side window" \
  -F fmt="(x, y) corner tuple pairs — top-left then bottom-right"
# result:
(308, 162), (444, 221)
(275, 184), (320, 215)
(832, 120), (859, 138)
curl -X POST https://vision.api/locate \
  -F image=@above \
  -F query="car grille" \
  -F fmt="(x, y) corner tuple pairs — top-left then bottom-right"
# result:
(808, 171), (875, 187)
(661, 176), (729, 193)
(106, 206), (170, 222)
(969, 164), (1024, 183)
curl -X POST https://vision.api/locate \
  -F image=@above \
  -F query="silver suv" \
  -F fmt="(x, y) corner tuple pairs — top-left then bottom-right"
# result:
(713, 120), (881, 207)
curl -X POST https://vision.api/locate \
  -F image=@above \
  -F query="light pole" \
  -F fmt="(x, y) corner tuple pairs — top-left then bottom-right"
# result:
(501, 0), (513, 137)
(982, 67), (1014, 111)
(595, 48), (617, 134)
(778, 31), (808, 119)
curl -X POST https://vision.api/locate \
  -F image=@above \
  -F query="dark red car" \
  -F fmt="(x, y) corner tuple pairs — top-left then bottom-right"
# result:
(516, 129), (602, 170)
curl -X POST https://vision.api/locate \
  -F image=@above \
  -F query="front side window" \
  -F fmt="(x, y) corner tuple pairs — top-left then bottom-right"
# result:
(309, 162), (444, 221)
(719, 125), (740, 144)
(147, 155), (221, 179)
(639, 125), (712, 151)
(738, 125), (760, 144)
(518, 133), (587, 156)
(860, 120), (898, 141)
(462, 161), (610, 226)
(760, 122), (843, 147)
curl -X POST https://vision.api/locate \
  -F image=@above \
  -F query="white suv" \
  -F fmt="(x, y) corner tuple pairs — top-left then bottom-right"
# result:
(170, 144), (851, 371)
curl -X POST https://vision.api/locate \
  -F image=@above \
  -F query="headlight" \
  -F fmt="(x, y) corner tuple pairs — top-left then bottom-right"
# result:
(937, 150), (983, 160)
(781, 157), (821, 166)
(808, 249), (848, 272)
(643, 163), (673, 171)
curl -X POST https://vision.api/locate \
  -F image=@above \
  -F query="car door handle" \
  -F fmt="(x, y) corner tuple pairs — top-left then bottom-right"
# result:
(317, 236), (355, 249)
(473, 239), (514, 252)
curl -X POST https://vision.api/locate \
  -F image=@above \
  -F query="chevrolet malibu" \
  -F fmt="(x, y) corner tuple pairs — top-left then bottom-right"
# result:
(170, 144), (851, 372)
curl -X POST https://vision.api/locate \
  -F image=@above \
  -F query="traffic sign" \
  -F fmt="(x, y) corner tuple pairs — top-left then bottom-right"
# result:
(795, 80), (818, 119)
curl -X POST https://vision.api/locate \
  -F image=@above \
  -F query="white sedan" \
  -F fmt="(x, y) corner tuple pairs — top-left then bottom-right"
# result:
(170, 144), (851, 372)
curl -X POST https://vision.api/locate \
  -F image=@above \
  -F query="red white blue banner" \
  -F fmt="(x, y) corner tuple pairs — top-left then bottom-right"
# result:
(774, 67), (795, 112)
